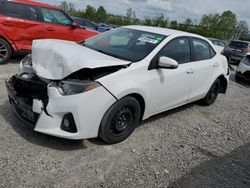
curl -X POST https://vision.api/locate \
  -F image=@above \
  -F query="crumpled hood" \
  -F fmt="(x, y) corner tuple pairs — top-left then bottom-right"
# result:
(31, 39), (130, 80)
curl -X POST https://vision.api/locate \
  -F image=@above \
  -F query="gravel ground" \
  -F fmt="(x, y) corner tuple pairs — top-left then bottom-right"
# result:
(0, 58), (250, 188)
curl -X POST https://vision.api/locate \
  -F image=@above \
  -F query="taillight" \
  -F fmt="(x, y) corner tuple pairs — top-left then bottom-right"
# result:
(243, 48), (250, 53)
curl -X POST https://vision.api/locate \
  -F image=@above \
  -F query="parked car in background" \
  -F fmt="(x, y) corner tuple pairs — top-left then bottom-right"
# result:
(71, 16), (99, 31)
(228, 40), (250, 64)
(235, 53), (250, 82)
(0, 0), (99, 64)
(98, 23), (112, 32)
(6, 26), (229, 144)
(209, 38), (231, 61)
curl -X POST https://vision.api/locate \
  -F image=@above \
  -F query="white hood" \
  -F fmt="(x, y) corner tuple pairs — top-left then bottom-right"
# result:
(31, 39), (130, 80)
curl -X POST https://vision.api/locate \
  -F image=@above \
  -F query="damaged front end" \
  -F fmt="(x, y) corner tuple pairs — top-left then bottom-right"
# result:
(6, 54), (128, 130)
(6, 73), (48, 127)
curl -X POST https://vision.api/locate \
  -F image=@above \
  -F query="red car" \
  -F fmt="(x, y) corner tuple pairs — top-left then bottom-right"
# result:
(0, 0), (99, 64)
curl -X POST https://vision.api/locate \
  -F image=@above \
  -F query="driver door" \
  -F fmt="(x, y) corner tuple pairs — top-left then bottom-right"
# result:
(149, 37), (195, 114)
(39, 7), (88, 42)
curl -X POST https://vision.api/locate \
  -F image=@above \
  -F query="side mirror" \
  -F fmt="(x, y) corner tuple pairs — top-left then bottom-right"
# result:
(71, 22), (79, 29)
(157, 56), (179, 69)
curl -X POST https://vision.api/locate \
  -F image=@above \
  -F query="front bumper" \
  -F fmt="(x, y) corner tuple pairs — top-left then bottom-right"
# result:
(236, 62), (250, 80)
(6, 76), (116, 140)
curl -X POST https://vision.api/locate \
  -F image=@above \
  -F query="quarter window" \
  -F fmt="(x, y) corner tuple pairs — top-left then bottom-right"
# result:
(4, 2), (38, 21)
(41, 8), (72, 26)
(158, 38), (191, 64)
(193, 39), (211, 61)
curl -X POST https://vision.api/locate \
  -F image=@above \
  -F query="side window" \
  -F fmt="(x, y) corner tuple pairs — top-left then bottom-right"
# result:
(192, 38), (211, 61)
(158, 38), (191, 64)
(41, 8), (72, 26)
(210, 47), (216, 58)
(5, 2), (38, 21)
(0, 1), (5, 14)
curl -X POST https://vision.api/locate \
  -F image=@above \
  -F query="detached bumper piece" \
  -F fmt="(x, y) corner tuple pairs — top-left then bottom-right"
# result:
(5, 74), (48, 128)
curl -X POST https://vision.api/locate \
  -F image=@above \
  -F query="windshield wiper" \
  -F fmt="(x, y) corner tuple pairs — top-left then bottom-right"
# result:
(97, 49), (120, 59)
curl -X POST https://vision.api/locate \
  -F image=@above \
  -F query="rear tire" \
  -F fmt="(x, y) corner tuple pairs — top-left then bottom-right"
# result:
(199, 79), (220, 106)
(0, 38), (12, 65)
(99, 96), (141, 144)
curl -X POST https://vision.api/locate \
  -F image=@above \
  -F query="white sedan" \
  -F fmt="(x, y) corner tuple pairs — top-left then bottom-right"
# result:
(6, 26), (229, 144)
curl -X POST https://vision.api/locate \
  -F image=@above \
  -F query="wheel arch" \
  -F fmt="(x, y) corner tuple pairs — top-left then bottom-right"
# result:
(126, 93), (146, 121)
(217, 75), (228, 94)
(0, 35), (14, 54)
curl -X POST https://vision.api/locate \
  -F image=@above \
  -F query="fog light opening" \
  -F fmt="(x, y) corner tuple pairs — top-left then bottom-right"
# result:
(60, 113), (77, 133)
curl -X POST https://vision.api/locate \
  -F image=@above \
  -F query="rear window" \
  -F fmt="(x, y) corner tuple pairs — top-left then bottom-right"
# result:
(229, 41), (249, 49)
(4, 2), (38, 21)
(0, 1), (5, 14)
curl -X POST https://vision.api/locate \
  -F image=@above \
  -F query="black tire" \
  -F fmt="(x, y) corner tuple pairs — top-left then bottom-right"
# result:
(99, 96), (141, 144)
(235, 73), (243, 82)
(199, 79), (220, 106)
(0, 38), (12, 65)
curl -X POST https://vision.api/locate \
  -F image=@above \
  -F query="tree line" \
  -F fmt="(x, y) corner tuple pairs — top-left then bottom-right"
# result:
(59, 1), (249, 41)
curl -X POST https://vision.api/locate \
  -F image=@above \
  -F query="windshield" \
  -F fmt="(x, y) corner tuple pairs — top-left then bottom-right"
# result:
(83, 28), (166, 62)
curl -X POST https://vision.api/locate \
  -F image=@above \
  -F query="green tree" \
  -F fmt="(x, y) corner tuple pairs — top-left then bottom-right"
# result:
(97, 6), (107, 22)
(59, 1), (69, 12)
(126, 8), (132, 23)
(199, 11), (237, 40)
(154, 14), (168, 28)
(235, 21), (249, 39)
(145, 17), (153, 26)
(85, 5), (96, 21)
(170, 20), (178, 29)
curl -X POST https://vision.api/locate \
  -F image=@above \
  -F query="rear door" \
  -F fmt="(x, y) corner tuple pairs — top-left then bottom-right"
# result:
(39, 7), (94, 42)
(187, 38), (218, 102)
(0, 2), (44, 51)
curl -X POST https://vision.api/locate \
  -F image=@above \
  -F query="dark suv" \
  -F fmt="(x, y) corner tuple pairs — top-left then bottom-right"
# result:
(0, 0), (99, 64)
(228, 40), (250, 64)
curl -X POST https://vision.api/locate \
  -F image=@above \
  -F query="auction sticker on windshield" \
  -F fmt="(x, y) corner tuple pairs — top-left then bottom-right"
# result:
(138, 34), (164, 44)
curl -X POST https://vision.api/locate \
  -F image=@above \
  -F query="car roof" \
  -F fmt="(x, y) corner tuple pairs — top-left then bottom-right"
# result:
(125, 25), (205, 39)
(11, 0), (60, 9)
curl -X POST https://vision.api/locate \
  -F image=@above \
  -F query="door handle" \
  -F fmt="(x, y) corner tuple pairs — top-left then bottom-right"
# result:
(213, 63), (219, 67)
(186, 69), (194, 74)
(47, 27), (55, 31)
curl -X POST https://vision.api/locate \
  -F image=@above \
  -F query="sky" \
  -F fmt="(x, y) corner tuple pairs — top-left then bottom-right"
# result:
(38, 0), (250, 26)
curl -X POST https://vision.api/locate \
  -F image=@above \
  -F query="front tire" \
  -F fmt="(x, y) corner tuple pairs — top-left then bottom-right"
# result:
(200, 79), (220, 106)
(99, 96), (141, 144)
(0, 38), (12, 65)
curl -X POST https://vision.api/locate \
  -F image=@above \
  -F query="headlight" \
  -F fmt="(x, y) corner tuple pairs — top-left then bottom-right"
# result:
(56, 80), (101, 96)
(21, 54), (32, 66)
(19, 54), (33, 75)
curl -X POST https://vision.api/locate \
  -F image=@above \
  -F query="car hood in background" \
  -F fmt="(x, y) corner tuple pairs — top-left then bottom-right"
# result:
(32, 39), (130, 80)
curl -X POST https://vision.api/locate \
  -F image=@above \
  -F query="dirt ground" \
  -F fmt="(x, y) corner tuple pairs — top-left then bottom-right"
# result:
(0, 57), (249, 188)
